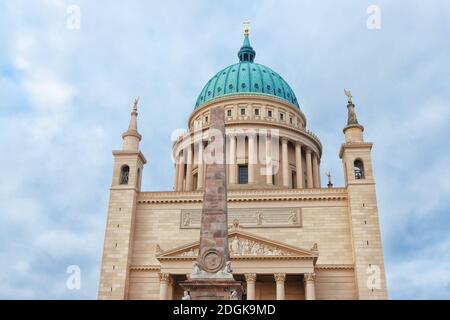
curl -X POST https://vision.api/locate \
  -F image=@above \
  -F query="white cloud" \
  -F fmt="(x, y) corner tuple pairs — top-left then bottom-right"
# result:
(23, 70), (76, 110)
(388, 236), (450, 299)
(36, 229), (100, 259)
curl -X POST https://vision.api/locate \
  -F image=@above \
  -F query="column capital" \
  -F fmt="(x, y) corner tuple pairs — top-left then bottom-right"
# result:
(245, 273), (257, 282)
(295, 141), (302, 147)
(159, 272), (170, 283)
(247, 131), (257, 139)
(305, 147), (312, 154)
(281, 137), (289, 144)
(274, 273), (286, 283)
(304, 273), (316, 282)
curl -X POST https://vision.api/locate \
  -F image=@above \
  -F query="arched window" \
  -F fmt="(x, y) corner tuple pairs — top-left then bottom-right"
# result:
(354, 159), (365, 179)
(120, 165), (130, 185)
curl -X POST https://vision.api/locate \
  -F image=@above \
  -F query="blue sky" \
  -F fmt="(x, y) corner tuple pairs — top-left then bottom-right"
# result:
(0, 0), (449, 299)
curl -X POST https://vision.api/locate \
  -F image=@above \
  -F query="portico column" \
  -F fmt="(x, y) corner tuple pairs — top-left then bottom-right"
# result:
(306, 148), (313, 189)
(176, 152), (185, 191)
(174, 162), (179, 190)
(197, 141), (204, 189)
(245, 273), (257, 300)
(312, 152), (320, 188)
(274, 273), (286, 300)
(185, 144), (193, 191)
(265, 136), (273, 185)
(281, 138), (289, 188)
(295, 142), (303, 189)
(304, 273), (316, 300)
(159, 273), (170, 300)
(168, 278), (174, 300)
(248, 133), (256, 184)
(229, 135), (237, 184)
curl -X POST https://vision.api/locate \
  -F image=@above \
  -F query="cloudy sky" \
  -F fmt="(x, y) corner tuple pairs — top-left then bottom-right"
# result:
(0, 0), (449, 299)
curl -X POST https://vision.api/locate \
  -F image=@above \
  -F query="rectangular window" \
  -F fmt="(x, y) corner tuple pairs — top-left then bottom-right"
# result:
(280, 113), (284, 121)
(254, 108), (260, 116)
(238, 165), (248, 184)
(205, 116), (209, 123)
(290, 117), (293, 124)
(268, 110), (273, 118)
(240, 108), (246, 116)
(227, 109), (232, 117)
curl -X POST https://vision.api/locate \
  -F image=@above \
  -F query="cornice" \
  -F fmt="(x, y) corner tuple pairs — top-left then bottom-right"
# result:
(173, 121), (322, 155)
(112, 150), (147, 164)
(315, 264), (354, 270)
(339, 142), (373, 158)
(130, 265), (161, 271)
(157, 255), (315, 261)
(343, 123), (364, 133)
(128, 264), (354, 271)
(190, 94), (306, 126)
(137, 188), (347, 204)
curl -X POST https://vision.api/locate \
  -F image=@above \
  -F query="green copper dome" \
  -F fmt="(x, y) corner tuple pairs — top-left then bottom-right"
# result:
(195, 34), (300, 109)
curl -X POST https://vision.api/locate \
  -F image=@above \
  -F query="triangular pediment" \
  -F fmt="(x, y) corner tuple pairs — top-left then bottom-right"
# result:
(156, 229), (318, 261)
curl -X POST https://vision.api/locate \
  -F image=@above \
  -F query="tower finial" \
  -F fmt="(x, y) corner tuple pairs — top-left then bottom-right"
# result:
(243, 20), (250, 37)
(344, 88), (352, 104)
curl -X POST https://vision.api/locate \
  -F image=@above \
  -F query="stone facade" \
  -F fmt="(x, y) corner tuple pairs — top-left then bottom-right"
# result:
(97, 36), (388, 300)
(99, 170), (387, 300)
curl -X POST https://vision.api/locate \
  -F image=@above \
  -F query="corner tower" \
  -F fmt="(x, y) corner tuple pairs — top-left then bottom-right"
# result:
(339, 91), (387, 299)
(98, 98), (147, 299)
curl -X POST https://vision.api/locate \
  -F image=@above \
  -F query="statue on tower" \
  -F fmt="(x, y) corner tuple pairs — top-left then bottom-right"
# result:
(132, 96), (140, 112)
(344, 89), (358, 125)
(326, 171), (333, 188)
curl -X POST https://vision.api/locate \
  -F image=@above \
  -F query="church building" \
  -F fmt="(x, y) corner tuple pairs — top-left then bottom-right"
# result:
(98, 26), (388, 300)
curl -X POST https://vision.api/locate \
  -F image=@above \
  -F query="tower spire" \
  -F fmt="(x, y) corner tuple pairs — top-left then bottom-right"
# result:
(122, 97), (142, 151)
(342, 89), (364, 143)
(238, 20), (255, 62)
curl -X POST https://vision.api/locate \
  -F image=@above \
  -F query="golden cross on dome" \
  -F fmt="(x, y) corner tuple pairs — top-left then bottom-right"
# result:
(243, 20), (250, 36)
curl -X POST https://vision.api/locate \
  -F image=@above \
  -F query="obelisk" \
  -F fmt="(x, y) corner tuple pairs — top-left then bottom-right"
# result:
(180, 106), (242, 300)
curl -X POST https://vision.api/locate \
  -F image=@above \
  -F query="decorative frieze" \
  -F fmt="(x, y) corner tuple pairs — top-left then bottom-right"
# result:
(157, 229), (319, 262)
(229, 235), (292, 256)
(180, 208), (302, 229)
(178, 235), (294, 257)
